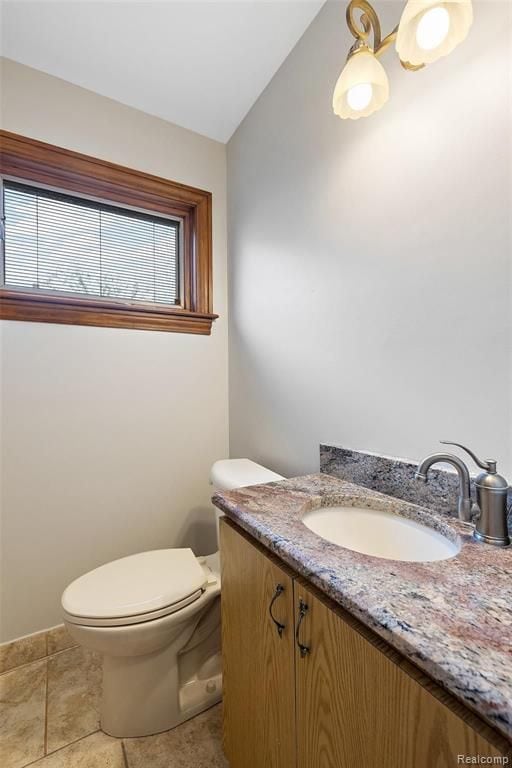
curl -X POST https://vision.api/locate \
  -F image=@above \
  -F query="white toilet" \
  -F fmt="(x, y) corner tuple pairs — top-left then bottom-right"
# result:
(61, 458), (283, 738)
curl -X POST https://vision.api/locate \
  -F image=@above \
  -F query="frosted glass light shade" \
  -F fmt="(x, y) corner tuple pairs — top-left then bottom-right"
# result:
(396, 0), (473, 66)
(332, 48), (389, 120)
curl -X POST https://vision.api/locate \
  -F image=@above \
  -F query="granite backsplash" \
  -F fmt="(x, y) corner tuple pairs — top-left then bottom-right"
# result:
(320, 443), (512, 532)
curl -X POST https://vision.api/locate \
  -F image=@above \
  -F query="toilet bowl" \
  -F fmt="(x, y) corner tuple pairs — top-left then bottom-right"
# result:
(61, 458), (283, 738)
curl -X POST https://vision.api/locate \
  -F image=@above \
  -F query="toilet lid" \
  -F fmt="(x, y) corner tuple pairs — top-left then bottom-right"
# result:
(210, 458), (284, 490)
(62, 549), (207, 621)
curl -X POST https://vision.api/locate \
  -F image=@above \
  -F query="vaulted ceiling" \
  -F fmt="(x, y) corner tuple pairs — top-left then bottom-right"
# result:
(1, 1), (324, 142)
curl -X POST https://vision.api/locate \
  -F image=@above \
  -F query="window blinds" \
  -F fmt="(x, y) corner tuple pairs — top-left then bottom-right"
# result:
(2, 180), (180, 306)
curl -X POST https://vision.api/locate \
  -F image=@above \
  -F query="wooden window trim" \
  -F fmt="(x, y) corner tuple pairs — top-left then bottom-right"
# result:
(0, 131), (218, 334)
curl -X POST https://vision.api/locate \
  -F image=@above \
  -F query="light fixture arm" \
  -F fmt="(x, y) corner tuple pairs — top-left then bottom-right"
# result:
(346, 0), (382, 51)
(346, 0), (423, 70)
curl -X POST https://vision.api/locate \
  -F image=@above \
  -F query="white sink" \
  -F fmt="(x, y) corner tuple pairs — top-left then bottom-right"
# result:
(302, 505), (460, 562)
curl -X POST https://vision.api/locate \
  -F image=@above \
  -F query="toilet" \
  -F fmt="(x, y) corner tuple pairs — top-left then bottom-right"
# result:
(61, 458), (283, 738)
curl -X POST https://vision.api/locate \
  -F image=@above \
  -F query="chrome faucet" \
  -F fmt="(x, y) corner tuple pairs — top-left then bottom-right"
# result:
(415, 441), (510, 547)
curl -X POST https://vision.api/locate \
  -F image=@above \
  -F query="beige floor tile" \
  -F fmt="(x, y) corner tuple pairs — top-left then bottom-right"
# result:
(123, 704), (227, 768)
(46, 626), (77, 656)
(0, 632), (47, 674)
(32, 731), (125, 767)
(0, 659), (46, 768)
(47, 646), (102, 753)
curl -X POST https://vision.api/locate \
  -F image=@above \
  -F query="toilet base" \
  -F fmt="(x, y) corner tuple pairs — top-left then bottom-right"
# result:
(101, 641), (222, 738)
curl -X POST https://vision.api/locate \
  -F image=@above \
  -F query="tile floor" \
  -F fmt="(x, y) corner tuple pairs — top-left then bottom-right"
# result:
(28, 706), (227, 768)
(0, 627), (227, 768)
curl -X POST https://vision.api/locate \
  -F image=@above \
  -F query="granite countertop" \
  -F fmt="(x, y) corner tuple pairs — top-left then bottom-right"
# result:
(213, 473), (512, 741)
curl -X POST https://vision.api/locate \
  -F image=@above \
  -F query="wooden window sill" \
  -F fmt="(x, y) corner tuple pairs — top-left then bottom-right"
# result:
(0, 289), (218, 334)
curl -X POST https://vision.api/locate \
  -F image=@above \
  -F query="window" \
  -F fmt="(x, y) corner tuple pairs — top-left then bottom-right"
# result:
(0, 131), (216, 334)
(4, 181), (181, 306)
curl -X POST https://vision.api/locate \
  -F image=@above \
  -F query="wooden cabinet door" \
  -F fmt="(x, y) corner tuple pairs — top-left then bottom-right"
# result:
(220, 520), (296, 768)
(295, 581), (509, 768)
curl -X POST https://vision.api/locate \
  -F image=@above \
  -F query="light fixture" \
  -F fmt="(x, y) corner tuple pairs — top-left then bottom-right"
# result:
(396, 0), (473, 66)
(333, 0), (473, 120)
(332, 44), (389, 120)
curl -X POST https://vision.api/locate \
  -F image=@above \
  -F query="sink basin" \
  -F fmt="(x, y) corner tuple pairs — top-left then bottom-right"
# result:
(302, 505), (460, 562)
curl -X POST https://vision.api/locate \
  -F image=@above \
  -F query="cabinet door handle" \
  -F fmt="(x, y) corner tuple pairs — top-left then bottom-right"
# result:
(296, 599), (310, 657)
(269, 584), (286, 637)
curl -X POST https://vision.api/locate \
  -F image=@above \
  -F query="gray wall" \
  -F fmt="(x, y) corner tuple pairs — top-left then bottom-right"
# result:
(227, 1), (512, 479)
(0, 59), (229, 641)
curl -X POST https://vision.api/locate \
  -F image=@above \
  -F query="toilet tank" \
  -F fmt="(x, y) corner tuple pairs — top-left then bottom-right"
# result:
(210, 459), (284, 544)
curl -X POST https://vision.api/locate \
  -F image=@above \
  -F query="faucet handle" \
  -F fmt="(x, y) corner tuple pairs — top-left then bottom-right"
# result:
(440, 441), (497, 475)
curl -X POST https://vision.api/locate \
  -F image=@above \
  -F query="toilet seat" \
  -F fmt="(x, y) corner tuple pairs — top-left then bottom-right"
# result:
(62, 549), (211, 628)
(64, 588), (205, 627)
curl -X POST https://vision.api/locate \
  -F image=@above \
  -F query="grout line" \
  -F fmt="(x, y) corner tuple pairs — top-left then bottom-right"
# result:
(0, 655), (48, 678)
(43, 659), (49, 756)
(0, 644), (79, 678)
(45, 728), (102, 758)
(121, 739), (130, 768)
(47, 644), (79, 658)
(22, 729), (103, 768)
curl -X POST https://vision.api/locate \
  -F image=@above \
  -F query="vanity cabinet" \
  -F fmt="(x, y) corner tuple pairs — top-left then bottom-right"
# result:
(220, 519), (511, 768)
